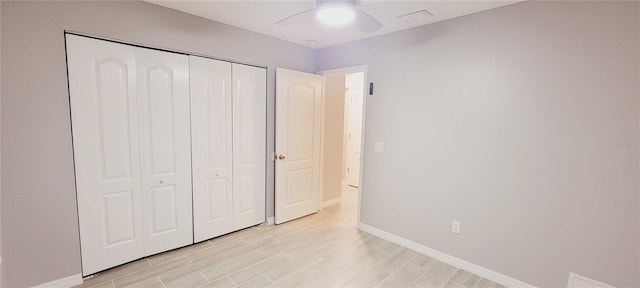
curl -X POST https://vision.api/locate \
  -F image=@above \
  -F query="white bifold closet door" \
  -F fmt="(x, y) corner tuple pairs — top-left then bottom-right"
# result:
(231, 63), (266, 230)
(136, 46), (192, 256)
(191, 56), (266, 241)
(67, 35), (193, 276)
(190, 56), (233, 242)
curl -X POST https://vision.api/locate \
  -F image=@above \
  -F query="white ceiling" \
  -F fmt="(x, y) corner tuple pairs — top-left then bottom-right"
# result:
(145, 0), (522, 49)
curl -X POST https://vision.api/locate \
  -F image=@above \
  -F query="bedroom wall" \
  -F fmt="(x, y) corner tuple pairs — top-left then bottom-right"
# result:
(317, 1), (640, 287)
(0, 1), (315, 287)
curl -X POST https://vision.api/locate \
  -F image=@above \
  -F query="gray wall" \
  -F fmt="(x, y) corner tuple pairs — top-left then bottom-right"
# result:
(317, 1), (640, 287)
(0, 1), (315, 287)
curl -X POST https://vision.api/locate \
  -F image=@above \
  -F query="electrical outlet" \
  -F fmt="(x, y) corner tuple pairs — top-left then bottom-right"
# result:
(451, 221), (461, 234)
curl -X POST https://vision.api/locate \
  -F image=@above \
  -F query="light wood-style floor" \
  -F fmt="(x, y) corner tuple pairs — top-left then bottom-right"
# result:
(75, 188), (506, 288)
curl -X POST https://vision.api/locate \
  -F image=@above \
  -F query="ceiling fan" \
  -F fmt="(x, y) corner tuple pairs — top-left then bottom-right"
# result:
(276, 0), (383, 33)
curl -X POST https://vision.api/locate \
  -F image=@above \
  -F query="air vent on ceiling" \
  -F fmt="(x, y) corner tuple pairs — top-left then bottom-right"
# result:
(395, 10), (434, 25)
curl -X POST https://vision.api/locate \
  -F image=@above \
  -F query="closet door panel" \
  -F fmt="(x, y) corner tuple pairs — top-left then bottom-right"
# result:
(232, 63), (266, 230)
(136, 47), (193, 255)
(190, 56), (233, 242)
(66, 35), (144, 276)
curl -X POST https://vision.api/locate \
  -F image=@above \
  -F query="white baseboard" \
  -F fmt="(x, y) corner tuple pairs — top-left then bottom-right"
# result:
(358, 222), (536, 288)
(321, 197), (342, 209)
(567, 273), (615, 288)
(32, 273), (83, 288)
(266, 217), (275, 225)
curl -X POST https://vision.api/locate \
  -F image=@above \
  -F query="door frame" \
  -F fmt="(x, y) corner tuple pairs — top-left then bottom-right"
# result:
(316, 65), (368, 226)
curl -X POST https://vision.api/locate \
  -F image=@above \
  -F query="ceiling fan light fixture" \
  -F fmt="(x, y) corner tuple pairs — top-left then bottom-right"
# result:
(316, 3), (355, 27)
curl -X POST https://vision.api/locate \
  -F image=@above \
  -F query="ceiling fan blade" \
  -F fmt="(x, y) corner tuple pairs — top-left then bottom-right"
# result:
(275, 8), (316, 26)
(353, 9), (382, 33)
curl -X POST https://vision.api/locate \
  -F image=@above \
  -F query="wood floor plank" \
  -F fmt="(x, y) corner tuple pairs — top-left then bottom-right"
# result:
(200, 276), (236, 288)
(340, 248), (388, 276)
(410, 254), (439, 270)
(377, 262), (426, 288)
(202, 252), (267, 282)
(270, 272), (315, 288)
(222, 236), (278, 259)
(265, 253), (324, 283)
(377, 247), (419, 272)
(475, 278), (507, 288)
(159, 253), (230, 284)
(164, 273), (209, 288)
(449, 269), (481, 287)
(113, 258), (192, 288)
(237, 275), (274, 288)
(280, 238), (335, 260)
(314, 235), (377, 260)
(228, 255), (290, 285)
(124, 276), (162, 288)
(341, 265), (390, 287)
(297, 242), (387, 283)
(378, 241), (403, 254)
(310, 269), (354, 287)
(257, 234), (313, 258)
(413, 262), (459, 288)
(84, 280), (115, 288)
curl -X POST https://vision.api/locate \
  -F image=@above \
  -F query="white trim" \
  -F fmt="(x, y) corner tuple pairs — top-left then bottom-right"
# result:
(567, 273), (615, 288)
(358, 223), (536, 288)
(318, 74), (327, 215)
(321, 197), (342, 209)
(31, 273), (83, 288)
(266, 217), (275, 225)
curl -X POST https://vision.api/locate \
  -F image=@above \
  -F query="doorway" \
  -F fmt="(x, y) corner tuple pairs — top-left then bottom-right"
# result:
(318, 66), (367, 223)
(274, 66), (367, 225)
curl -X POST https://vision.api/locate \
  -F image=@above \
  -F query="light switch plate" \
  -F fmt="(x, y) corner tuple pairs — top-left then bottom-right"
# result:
(374, 142), (384, 153)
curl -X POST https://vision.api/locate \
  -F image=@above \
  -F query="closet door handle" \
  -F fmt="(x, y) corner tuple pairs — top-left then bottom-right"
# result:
(278, 155), (286, 160)
(159, 178), (166, 184)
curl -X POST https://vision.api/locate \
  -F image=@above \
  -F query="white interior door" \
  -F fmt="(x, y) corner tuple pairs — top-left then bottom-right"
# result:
(232, 63), (266, 230)
(136, 47), (193, 255)
(275, 68), (322, 224)
(67, 35), (144, 275)
(345, 72), (364, 187)
(190, 56), (233, 242)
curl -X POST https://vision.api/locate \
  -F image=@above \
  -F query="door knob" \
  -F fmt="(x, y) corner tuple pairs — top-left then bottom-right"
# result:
(278, 155), (286, 160)
(159, 178), (166, 184)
